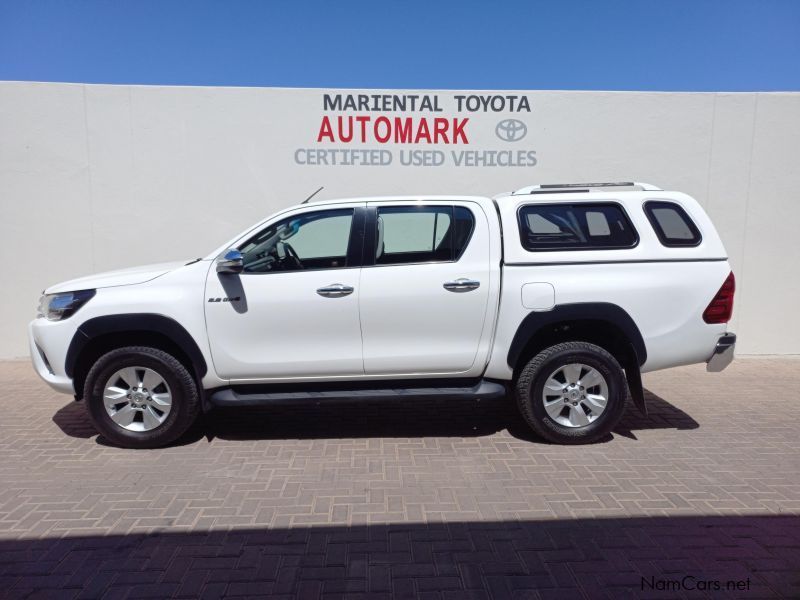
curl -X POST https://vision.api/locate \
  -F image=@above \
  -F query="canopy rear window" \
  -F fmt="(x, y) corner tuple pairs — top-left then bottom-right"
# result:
(644, 201), (702, 247)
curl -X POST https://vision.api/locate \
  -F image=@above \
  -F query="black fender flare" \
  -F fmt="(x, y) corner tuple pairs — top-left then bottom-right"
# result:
(65, 313), (208, 379)
(507, 302), (647, 415)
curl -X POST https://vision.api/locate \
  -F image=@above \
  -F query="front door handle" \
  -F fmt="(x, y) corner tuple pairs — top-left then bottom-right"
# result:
(443, 278), (481, 293)
(317, 283), (354, 298)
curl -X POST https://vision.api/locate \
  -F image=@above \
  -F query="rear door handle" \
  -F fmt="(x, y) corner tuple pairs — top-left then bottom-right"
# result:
(317, 283), (354, 298)
(443, 278), (481, 293)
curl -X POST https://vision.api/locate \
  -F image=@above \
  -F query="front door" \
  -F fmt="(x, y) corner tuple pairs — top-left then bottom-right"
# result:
(205, 205), (365, 381)
(358, 202), (492, 375)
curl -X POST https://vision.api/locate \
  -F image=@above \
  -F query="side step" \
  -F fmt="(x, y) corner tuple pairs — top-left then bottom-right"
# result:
(208, 379), (508, 408)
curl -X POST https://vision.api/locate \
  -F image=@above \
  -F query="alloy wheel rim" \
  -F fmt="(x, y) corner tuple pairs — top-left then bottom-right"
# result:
(541, 362), (609, 428)
(103, 367), (172, 432)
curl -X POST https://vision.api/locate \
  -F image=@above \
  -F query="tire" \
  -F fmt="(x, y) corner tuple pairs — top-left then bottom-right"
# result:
(83, 346), (200, 449)
(515, 341), (627, 444)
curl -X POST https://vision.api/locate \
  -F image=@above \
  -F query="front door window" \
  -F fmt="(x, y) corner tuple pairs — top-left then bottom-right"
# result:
(239, 209), (354, 273)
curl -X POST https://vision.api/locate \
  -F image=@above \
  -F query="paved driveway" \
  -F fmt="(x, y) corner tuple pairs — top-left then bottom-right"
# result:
(1, 359), (799, 599)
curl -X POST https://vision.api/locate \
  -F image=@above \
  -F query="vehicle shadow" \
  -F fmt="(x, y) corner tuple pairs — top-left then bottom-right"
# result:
(52, 388), (698, 447)
(2, 515), (795, 598)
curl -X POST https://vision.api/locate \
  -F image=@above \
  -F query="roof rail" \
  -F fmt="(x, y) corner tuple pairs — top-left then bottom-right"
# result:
(511, 181), (662, 195)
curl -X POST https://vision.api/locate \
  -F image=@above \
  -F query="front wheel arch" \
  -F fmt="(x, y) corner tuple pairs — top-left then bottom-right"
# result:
(67, 314), (207, 399)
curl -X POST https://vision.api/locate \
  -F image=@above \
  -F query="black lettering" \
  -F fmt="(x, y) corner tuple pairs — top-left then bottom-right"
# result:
(322, 94), (341, 111)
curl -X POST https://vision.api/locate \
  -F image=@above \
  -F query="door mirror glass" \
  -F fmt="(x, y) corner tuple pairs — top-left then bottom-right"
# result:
(216, 249), (244, 273)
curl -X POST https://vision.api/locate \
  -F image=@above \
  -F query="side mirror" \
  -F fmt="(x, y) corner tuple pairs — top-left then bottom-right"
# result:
(216, 249), (244, 274)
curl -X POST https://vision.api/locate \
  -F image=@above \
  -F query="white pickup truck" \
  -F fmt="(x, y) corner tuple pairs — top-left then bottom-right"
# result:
(30, 182), (736, 448)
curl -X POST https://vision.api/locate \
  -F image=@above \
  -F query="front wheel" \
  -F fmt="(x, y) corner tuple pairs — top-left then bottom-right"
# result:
(515, 341), (628, 444)
(84, 346), (200, 449)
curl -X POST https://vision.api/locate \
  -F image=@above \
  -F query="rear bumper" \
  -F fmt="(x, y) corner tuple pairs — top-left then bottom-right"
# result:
(706, 333), (736, 372)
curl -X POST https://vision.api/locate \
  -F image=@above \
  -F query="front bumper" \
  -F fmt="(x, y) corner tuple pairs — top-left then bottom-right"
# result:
(28, 321), (75, 394)
(706, 333), (736, 372)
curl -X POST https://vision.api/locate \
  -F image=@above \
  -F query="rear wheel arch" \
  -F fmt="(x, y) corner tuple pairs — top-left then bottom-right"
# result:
(66, 314), (207, 399)
(507, 303), (647, 374)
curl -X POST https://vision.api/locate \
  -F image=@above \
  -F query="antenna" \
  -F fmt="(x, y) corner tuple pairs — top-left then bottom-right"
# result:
(301, 186), (324, 204)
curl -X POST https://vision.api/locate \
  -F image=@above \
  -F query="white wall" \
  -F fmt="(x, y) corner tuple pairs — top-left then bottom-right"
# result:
(1, 82), (798, 358)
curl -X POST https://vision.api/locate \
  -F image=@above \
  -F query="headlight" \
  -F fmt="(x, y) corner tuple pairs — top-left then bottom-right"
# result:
(37, 289), (96, 321)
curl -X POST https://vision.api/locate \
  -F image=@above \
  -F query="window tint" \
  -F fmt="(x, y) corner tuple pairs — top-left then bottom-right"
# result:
(518, 203), (638, 251)
(452, 206), (475, 259)
(375, 205), (475, 265)
(239, 209), (354, 273)
(644, 201), (702, 247)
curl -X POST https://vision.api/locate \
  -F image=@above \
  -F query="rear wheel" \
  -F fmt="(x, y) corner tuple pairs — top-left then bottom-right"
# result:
(516, 341), (627, 444)
(84, 346), (200, 449)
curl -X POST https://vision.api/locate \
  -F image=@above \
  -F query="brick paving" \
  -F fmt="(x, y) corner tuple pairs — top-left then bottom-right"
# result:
(0, 358), (799, 599)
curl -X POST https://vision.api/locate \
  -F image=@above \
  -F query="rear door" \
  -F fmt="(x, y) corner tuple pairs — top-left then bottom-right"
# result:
(358, 201), (493, 375)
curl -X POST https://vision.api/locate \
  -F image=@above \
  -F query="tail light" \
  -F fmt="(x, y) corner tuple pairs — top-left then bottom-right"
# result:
(703, 271), (735, 324)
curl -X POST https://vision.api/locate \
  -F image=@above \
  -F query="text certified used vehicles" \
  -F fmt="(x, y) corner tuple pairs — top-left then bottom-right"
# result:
(30, 182), (736, 448)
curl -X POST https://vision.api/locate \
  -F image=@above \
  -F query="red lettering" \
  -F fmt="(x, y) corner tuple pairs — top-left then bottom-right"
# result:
(374, 116), (391, 143)
(433, 118), (449, 144)
(394, 117), (412, 143)
(319, 115), (467, 144)
(337, 116), (353, 143)
(453, 118), (469, 144)
(316, 116), (334, 142)
(355, 116), (370, 143)
(414, 119), (431, 144)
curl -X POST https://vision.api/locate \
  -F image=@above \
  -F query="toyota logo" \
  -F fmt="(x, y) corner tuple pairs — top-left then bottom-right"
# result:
(495, 119), (527, 142)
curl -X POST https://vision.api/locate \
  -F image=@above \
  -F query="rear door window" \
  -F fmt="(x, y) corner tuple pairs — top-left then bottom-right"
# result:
(375, 205), (475, 265)
(517, 203), (638, 251)
(644, 201), (702, 247)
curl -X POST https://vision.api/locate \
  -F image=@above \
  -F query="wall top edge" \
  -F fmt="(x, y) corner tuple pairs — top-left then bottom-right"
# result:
(0, 80), (798, 96)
